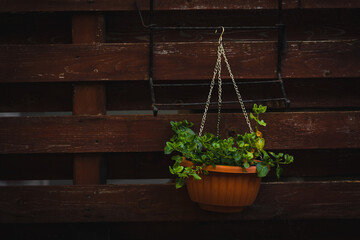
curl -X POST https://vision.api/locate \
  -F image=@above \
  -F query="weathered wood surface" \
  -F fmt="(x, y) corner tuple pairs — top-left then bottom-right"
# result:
(0, 181), (359, 223)
(1, 0), (359, 12)
(2, 149), (360, 180)
(1, 40), (359, 83)
(0, 112), (358, 154)
(72, 14), (107, 185)
(1, 78), (359, 112)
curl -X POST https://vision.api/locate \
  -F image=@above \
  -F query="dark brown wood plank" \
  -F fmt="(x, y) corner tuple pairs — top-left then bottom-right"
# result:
(0, 181), (359, 223)
(1, 40), (359, 83)
(72, 14), (106, 185)
(1, 0), (359, 12)
(0, 112), (358, 154)
(0, 44), (147, 82)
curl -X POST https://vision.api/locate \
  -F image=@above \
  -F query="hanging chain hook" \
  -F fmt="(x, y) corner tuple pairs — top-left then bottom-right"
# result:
(215, 26), (225, 43)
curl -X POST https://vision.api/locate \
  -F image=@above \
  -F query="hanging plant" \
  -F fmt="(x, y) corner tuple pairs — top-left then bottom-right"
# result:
(164, 27), (294, 212)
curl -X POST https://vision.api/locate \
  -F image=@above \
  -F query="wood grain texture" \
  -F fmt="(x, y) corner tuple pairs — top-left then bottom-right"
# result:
(1, 40), (359, 83)
(0, 181), (359, 223)
(1, 0), (359, 12)
(0, 112), (358, 154)
(72, 14), (106, 185)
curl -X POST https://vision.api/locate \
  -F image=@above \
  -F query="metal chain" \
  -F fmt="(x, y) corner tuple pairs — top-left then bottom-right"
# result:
(198, 43), (222, 137)
(199, 30), (254, 136)
(219, 43), (254, 133)
(216, 50), (222, 137)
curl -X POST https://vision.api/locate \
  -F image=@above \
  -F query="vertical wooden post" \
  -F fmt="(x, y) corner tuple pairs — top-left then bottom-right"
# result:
(72, 14), (106, 185)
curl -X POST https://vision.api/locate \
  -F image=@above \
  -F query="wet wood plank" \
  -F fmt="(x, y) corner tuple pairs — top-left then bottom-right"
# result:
(0, 181), (359, 223)
(0, 111), (358, 154)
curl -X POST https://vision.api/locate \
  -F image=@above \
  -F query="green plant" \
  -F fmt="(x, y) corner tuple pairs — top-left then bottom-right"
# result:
(165, 104), (294, 188)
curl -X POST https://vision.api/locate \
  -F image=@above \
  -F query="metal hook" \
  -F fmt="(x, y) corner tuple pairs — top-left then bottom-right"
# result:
(215, 26), (225, 43)
(135, 0), (156, 28)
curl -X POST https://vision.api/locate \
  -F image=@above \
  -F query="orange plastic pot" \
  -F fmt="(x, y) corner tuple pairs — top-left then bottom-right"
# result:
(181, 159), (261, 212)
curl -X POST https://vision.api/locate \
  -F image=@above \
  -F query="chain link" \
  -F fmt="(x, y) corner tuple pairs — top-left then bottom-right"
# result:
(220, 43), (254, 133)
(199, 33), (254, 137)
(198, 43), (222, 137)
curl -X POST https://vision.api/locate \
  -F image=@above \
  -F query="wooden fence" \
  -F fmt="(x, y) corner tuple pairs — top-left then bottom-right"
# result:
(0, 0), (359, 239)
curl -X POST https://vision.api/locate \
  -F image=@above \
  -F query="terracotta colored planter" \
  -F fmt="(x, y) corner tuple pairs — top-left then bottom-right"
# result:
(181, 159), (261, 212)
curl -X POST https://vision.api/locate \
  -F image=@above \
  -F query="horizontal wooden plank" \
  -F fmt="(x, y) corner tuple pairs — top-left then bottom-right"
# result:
(1, 220), (360, 240)
(1, 40), (359, 83)
(0, 112), (358, 154)
(0, 0), (359, 12)
(2, 149), (359, 180)
(0, 181), (359, 223)
(1, 78), (359, 112)
(0, 44), (148, 82)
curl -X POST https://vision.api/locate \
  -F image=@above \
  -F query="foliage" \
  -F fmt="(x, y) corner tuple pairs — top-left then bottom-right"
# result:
(165, 104), (294, 188)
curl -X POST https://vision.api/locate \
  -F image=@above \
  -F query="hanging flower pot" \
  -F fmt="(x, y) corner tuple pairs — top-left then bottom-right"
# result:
(181, 158), (261, 212)
(165, 27), (294, 212)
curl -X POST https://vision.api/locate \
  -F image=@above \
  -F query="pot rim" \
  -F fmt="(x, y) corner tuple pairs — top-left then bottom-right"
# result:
(181, 158), (257, 174)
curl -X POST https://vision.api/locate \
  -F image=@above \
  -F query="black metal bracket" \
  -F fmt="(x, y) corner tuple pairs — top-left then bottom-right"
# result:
(136, 0), (290, 116)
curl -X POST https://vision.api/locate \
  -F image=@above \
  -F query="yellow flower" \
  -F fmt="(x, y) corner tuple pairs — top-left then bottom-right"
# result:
(256, 130), (263, 138)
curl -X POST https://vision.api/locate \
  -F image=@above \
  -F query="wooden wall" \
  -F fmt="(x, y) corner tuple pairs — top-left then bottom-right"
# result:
(0, 1), (359, 239)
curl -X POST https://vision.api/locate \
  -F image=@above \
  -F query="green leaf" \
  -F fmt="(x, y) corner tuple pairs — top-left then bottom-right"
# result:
(175, 178), (186, 189)
(173, 165), (184, 173)
(255, 138), (265, 150)
(257, 119), (267, 126)
(191, 172), (202, 180)
(164, 142), (173, 154)
(250, 112), (256, 120)
(244, 162), (250, 168)
(276, 166), (283, 179)
(256, 162), (269, 177)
